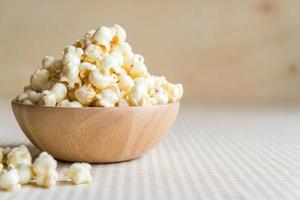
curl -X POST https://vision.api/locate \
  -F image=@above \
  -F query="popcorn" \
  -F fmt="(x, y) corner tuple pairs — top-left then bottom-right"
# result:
(16, 24), (183, 107)
(33, 152), (57, 175)
(35, 171), (58, 188)
(110, 51), (124, 69)
(63, 163), (92, 185)
(128, 79), (149, 106)
(163, 82), (184, 103)
(6, 145), (32, 168)
(42, 90), (57, 106)
(89, 68), (113, 90)
(0, 169), (21, 191)
(60, 64), (81, 88)
(75, 84), (96, 105)
(16, 164), (33, 185)
(30, 69), (50, 91)
(57, 99), (83, 108)
(52, 83), (68, 102)
(96, 85), (121, 107)
(79, 62), (97, 79)
(16, 92), (28, 102)
(84, 44), (103, 63)
(111, 24), (126, 44)
(99, 55), (122, 73)
(32, 152), (57, 188)
(0, 148), (4, 164)
(118, 73), (134, 91)
(118, 98), (130, 107)
(129, 55), (148, 78)
(42, 56), (63, 74)
(27, 91), (42, 103)
(151, 88), (169, 105)
(93, 26), (113, 52)
(0, 146), (93, 191)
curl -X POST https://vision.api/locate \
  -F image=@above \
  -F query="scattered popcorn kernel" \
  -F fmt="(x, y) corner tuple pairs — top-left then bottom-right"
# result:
(33, 152), (57, 175)
(16, 164), (33, 185)
(7, 145), (32, 168)
(64, 163), (92, 185)
(33, 152), (58, 188)
(16, 24), (183, 107)
(75, 84), (96, 105)
(35, 170), (58, 188)
(0, 169), (21, 191)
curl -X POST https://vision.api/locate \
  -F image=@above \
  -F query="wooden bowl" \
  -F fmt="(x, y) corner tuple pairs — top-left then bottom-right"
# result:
(11, 100), (180, 163)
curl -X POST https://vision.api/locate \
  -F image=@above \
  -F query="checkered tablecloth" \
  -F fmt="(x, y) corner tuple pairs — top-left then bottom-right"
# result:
(1, 98), (300, 200)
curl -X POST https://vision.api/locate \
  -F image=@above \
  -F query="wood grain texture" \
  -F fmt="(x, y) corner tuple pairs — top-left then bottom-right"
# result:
(11, 101), (180, 163)
(1, 0), (300, 103)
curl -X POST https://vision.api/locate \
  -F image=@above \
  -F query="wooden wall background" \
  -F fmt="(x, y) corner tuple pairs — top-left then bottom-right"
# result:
(1, 0), (300, 104)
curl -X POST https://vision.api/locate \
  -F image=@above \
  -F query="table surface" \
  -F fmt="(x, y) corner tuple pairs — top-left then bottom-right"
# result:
(1, 98), (300, 200)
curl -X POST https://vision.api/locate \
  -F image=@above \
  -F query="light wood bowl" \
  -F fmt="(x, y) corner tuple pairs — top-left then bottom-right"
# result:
(11, 100), (180, 163)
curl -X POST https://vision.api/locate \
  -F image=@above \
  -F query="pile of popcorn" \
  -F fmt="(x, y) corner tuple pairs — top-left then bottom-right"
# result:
(16, 25), (183, 107)
(0, 145), (92, 191)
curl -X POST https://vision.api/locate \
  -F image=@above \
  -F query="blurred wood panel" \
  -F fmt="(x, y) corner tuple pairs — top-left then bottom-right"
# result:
(0, 0), (300, 103)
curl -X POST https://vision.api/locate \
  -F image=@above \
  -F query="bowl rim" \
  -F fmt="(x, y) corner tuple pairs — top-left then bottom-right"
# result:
(11, 99), (180, 110)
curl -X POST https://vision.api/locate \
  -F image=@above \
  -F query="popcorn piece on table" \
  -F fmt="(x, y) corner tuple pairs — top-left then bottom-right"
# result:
(0, 169), (21, 191)
(35, 171), (58, 188)
(64, 163), (92, 185)
(32, 152), (58, 188)
(6, 145), (32, 168)
(16, 164), (33, 185)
